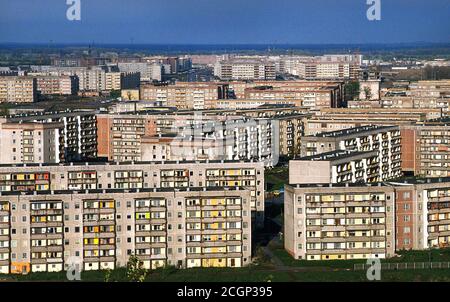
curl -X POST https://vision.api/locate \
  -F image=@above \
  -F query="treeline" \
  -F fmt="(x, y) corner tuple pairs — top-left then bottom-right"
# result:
(422, 66), (450, 80)
(389, 66), (450, 81)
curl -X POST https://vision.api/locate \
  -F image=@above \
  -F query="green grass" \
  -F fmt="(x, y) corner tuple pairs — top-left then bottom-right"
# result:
(3, 265), (450, 282)
(387, 248), (450, 263)
(0, 267), (290, 282)
(272, 248), (365, 269)
(270, 245), (450, 269)
(2, 246), (450, 282)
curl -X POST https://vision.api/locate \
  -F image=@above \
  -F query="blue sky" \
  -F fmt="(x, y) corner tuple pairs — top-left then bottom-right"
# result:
(0, 0), (449, 44)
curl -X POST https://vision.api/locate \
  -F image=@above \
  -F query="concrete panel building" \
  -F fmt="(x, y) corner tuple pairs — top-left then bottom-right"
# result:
(284, 183), (396, 260)
(0, 186), (252, 274)
(35, 76), (78, 96)
(400, 118), (450, 177)
(0, 76), (36, 103)
(140, 82), (229, 110)
(289, 150), (383, 184)
(0, 160), (265, 224)
(1, 111), (98, 163)
(214, 59), (276, 80)
(300, 125), (402, 181)
(284, 177), (450, 261)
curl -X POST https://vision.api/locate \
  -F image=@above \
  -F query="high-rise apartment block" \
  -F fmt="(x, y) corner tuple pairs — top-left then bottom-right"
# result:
(29, 66), (120, 92)
(118, 62), (162, 82)
(243, 83), (343, 109)
(290, 150), (384, 184)
(0, 76), (36, 103)
(0, 186), (252, 274)
(35, 75), (78, 96)
(284, 183), (396, 260)
(0, 111), (97, 164)
(214, 59), (276, 80)
(284, 176), (450, 261)
(280, 54), (362, 80)
(96, 114), (157, 162)
(300, 125), (402, 181)
(140, 82), (229, 110)
(0, 160), (264, 216)
(400, 118), (450, 177)
(0, 121), (60, 164)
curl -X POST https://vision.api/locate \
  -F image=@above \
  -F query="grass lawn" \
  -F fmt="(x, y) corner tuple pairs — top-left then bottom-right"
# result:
(272, 247), (365, 269)
(270, 242), (450, 270)
(2, 265), (450, 282)
(2, 244), (450, 282)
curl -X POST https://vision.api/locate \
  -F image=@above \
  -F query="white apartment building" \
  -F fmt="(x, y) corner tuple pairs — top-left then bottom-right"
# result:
(301, 125), (403, 181)
(0, 121), (60, 164)
(0, 76), (36, 103)
(29, 66), (120, 92)
(0, 111), (98, 163)
(118, 62), (162, 82)
(289, 150), (386, 184)
(214, 59), (276, 80)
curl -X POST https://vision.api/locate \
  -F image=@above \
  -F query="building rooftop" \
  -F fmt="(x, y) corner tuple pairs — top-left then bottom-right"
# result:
(296, 150), (377, 161)
(420, 117), (450, 126)
(0, 186), (248, 197)
(287, 176), (450, 189)
(0, 159), (263, 168)
(309, 125), (396, 138)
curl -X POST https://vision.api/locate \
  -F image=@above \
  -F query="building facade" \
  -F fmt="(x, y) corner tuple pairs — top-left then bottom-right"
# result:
(300, 125), (403, 180)
(0, 160), (265, 223)
(140, 82), (229, 110)
(0, 187), (252, 274)
(0, 76), (36, 103)
(290, 150), (385, 184)
(1, 111), (98, 163)
(284, 183), (395, 260)
(214, 59), (276, 80)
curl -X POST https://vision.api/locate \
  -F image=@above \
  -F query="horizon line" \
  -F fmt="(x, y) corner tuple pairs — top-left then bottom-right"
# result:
(1, 41), (450, 46)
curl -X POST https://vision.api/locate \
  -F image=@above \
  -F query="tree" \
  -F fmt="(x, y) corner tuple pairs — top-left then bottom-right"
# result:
(126, 254), (148, 282)
(363, 86), (372, 101)
(344, 81), (360, 102)
(104, 269), (112, 282)
(255, 246), (271, 265)
(110, 90), (121, 99)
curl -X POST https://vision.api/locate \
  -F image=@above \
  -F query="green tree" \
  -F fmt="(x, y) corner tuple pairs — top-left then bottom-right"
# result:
(104, 269), (112, 282)
(126, 254), (148, 282)
(255, 246), (271, 265)
(110, 90), (121, 99)
(363, 86), (372, 100)
(344, 81), (360, 101)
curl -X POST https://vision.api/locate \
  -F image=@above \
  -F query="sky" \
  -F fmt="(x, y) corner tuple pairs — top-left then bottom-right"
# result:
(0, 0), (449, 45)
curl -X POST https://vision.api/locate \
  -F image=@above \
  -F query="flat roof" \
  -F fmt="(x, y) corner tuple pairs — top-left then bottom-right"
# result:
(295, 150), (376, 161)
(288, 176), (450, 189)
(0, 186), (249, 197)
(0, 159), (262, 168)
(309, 125), (397, 138)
